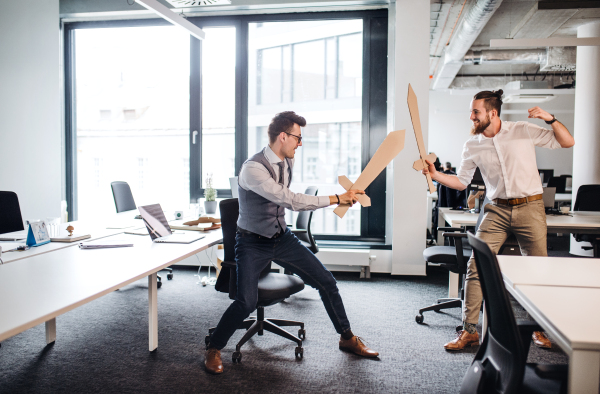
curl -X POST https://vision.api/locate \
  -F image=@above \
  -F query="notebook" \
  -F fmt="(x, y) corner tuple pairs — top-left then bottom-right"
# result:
(138, 204), (205, 244)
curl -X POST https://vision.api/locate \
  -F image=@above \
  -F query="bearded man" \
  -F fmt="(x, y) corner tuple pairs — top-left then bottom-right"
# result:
(422, 90), (575, 351)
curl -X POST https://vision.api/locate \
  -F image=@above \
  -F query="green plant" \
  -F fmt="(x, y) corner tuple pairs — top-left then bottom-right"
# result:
(204, 173), (217, 201)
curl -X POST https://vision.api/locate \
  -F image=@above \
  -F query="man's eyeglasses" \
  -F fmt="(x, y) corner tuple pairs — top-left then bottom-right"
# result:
(284, 132), (302, 144)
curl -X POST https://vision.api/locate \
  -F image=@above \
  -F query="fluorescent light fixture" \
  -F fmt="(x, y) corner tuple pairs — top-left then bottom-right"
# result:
(135, 0), (205, 40)
(491, 37), (600, 48)
(165, 0), (231, 6)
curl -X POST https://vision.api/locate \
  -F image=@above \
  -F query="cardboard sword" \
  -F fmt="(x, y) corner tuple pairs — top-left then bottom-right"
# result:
(407, 84), (437, 193)
(333, 129), (406, 218)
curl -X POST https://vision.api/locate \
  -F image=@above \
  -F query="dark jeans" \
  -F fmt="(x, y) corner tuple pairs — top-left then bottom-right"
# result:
(209, 228), (351, 350)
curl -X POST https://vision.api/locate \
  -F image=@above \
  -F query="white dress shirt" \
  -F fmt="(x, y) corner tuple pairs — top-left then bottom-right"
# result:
(239, 145), (331, 211)
(456, 120), (562, 200)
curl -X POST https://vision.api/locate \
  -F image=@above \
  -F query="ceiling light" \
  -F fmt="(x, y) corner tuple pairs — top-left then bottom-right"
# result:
(490, 37), (600, 48)
(135, 0), (205, 40)
(164, 0), (231, 6)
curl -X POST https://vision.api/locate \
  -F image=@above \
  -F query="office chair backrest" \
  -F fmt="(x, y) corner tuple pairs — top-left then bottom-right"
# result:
(546, 177), (566, 193)
(573, 185), (600, 212)
(463, 233), (525, 393)
(295, 186), (318, 250)
(0, 191), (25, 234)
(219, 198), (239, 263)
(111, 181), (137, 213)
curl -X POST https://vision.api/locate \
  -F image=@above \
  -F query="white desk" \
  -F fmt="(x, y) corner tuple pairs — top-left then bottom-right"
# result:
(508, 284), (600, 394)
(0, 230), (222, 352)
(498, 255), (600, 289)
(437, 208), (600, 298)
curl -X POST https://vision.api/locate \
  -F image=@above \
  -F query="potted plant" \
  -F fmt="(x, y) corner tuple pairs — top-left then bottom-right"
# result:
(204, 173), (218, 214)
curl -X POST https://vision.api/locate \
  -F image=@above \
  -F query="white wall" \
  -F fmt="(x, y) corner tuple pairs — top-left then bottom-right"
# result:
(0, 1), (62, 221)
(428, 91), (575, 177)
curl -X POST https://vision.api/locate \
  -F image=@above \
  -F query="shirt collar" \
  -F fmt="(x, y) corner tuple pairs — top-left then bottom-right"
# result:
(264, 145), (283, 165)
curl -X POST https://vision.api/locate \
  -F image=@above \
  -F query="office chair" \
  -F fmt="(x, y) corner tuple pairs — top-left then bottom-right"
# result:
(110, 181), (173, 286)
(461, 233), (567, 394)
(573, 184), (600, 257)
(432, 184), (468, 239)
(0, 191), (25, 235)
(547, 176), (567, 194)
(206, 198), (306, 362)
(292, 186), (319, 254)
(559, 174), (572, 190)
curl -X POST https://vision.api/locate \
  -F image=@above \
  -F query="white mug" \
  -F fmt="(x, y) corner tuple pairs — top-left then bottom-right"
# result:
(560, 206), (570, 213)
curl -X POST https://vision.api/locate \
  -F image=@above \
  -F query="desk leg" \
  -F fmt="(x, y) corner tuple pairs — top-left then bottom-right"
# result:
(148, 273), (158, 352)
(568, 350), (600, 394)
(45, 318), (56, 344)
(437, 209), (445, 245)
(448, 272), (459, 298)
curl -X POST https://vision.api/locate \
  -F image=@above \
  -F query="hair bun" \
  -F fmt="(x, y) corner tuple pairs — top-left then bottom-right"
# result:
(493, 89), (504, 97)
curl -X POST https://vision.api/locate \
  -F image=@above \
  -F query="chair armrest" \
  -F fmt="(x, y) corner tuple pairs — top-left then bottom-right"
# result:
(442, 232), (468, 238)
(437, 227), (465, 232)
(221, 261), (236, 269)
(291, 229), (308, 234)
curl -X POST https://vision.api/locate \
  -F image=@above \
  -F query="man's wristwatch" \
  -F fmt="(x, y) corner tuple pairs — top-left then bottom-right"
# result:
(545, 114), (557, 125)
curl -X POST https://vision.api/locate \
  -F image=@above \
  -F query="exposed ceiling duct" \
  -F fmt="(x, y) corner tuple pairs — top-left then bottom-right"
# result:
(463, 47), (576, 71)
(431, 0), (504, 90)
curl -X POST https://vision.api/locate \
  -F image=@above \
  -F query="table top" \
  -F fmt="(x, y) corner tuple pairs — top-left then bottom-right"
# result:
(514, 285), (600, 352)
(440, 207), (600, 233)
(498, 255), (600, 289)
(0, 230), (222, 343)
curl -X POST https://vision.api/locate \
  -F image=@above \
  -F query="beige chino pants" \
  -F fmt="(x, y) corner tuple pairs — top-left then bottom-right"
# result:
(463, 199), (547, 324)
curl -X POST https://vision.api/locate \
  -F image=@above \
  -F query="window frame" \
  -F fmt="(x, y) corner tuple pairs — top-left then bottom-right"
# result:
(64, 10), (387, 243)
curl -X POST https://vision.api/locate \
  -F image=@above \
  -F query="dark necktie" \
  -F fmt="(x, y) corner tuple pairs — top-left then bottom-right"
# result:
(277, 161), (285, 186)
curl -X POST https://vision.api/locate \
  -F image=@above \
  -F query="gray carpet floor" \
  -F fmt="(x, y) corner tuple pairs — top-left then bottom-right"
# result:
(0, 236), (572, 393)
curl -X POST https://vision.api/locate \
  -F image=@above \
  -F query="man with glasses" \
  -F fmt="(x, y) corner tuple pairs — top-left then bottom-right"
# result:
(205, 111), (379, 374)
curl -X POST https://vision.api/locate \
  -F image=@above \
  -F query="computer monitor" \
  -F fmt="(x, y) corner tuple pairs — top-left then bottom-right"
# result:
(0, 191), (25, 235)
(538, 169), (554, 184)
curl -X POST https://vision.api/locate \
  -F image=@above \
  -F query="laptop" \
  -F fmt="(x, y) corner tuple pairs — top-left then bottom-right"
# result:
(542, 187), (556, 209)
(138, 204), (205, 244)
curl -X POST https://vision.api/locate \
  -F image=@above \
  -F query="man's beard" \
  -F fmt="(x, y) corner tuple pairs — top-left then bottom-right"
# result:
(471, 114), (491, 135)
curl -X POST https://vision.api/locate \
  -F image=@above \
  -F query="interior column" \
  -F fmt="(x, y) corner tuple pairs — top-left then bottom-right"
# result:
(570, 21), (600, 256)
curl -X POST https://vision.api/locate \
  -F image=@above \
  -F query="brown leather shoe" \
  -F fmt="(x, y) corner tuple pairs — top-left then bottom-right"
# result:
(339, 336), (379, 358)
(444, 330), (479, 351)
(205, 348), (224, 374)
(532, 331), (552, 349)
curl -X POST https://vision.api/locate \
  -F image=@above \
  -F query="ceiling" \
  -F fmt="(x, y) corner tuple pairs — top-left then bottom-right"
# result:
(429, 0), (600, 89)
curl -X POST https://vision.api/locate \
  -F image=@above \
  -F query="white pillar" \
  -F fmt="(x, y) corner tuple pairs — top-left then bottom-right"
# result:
(570, 21), (600, 256)
(388, 0), (430, 275)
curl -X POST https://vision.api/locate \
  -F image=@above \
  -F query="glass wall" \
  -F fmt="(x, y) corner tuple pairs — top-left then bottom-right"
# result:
(248, 20), (363, 235)
(74, 26), (190, 220)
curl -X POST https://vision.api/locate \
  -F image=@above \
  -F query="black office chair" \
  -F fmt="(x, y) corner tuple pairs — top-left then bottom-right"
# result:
(206, 198), (306, 362)
(0, 191), (25, 235)
(433, 184), (468, 239)
(110, 181), (173, 285)
(292, 186), (318, 254)
(547, 177), (567, 194)
(461, 233), (567, 394)
(416, 226), (470, 324)
(573, 184), (600, 257)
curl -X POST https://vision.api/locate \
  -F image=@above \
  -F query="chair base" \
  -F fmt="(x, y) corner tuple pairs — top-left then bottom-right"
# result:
(206, 306), (305, 362)
(416, 298), (462, 324)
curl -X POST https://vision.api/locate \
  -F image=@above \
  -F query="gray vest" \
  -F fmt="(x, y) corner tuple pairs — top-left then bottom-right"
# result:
(237, 149), (293, 238)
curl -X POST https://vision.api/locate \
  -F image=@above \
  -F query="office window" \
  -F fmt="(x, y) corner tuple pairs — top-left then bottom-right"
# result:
(248, 20), (363, 235)
(73, 26), (190, 220)
(66, 12), (387, 241)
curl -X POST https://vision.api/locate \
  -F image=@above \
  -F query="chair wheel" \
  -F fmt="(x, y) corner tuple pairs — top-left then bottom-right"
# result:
(167, 273), (173, 280)
(295, 346), (303, 358)
(232, 351), (242, 363)
(415, 315), (424, 324)
(157, 281), (162, 289)
(205, 335), (211, 349)
(298, 329), (306, 340)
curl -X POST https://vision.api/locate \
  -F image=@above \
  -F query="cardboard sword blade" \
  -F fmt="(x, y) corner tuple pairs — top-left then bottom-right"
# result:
(407, 83), (437, 193)
(334, 129), (406, 218)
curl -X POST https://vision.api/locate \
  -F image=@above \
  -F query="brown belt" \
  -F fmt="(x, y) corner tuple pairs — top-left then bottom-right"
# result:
(494, 194), (543, 206)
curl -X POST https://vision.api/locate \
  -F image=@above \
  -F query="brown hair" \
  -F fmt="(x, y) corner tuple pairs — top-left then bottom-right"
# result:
(473, 89), (504, 117)
(267, 111), (306, 144)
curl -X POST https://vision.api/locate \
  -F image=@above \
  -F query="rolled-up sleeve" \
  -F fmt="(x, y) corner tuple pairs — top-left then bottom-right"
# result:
(527, 122), (562, 149)
(239, 162), (330, 211)
(455, 143), (477, 187)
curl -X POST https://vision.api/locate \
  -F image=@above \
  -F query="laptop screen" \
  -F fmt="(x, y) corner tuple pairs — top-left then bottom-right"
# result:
(138, 204), (172, 240)
(542, 187), (556, 208)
